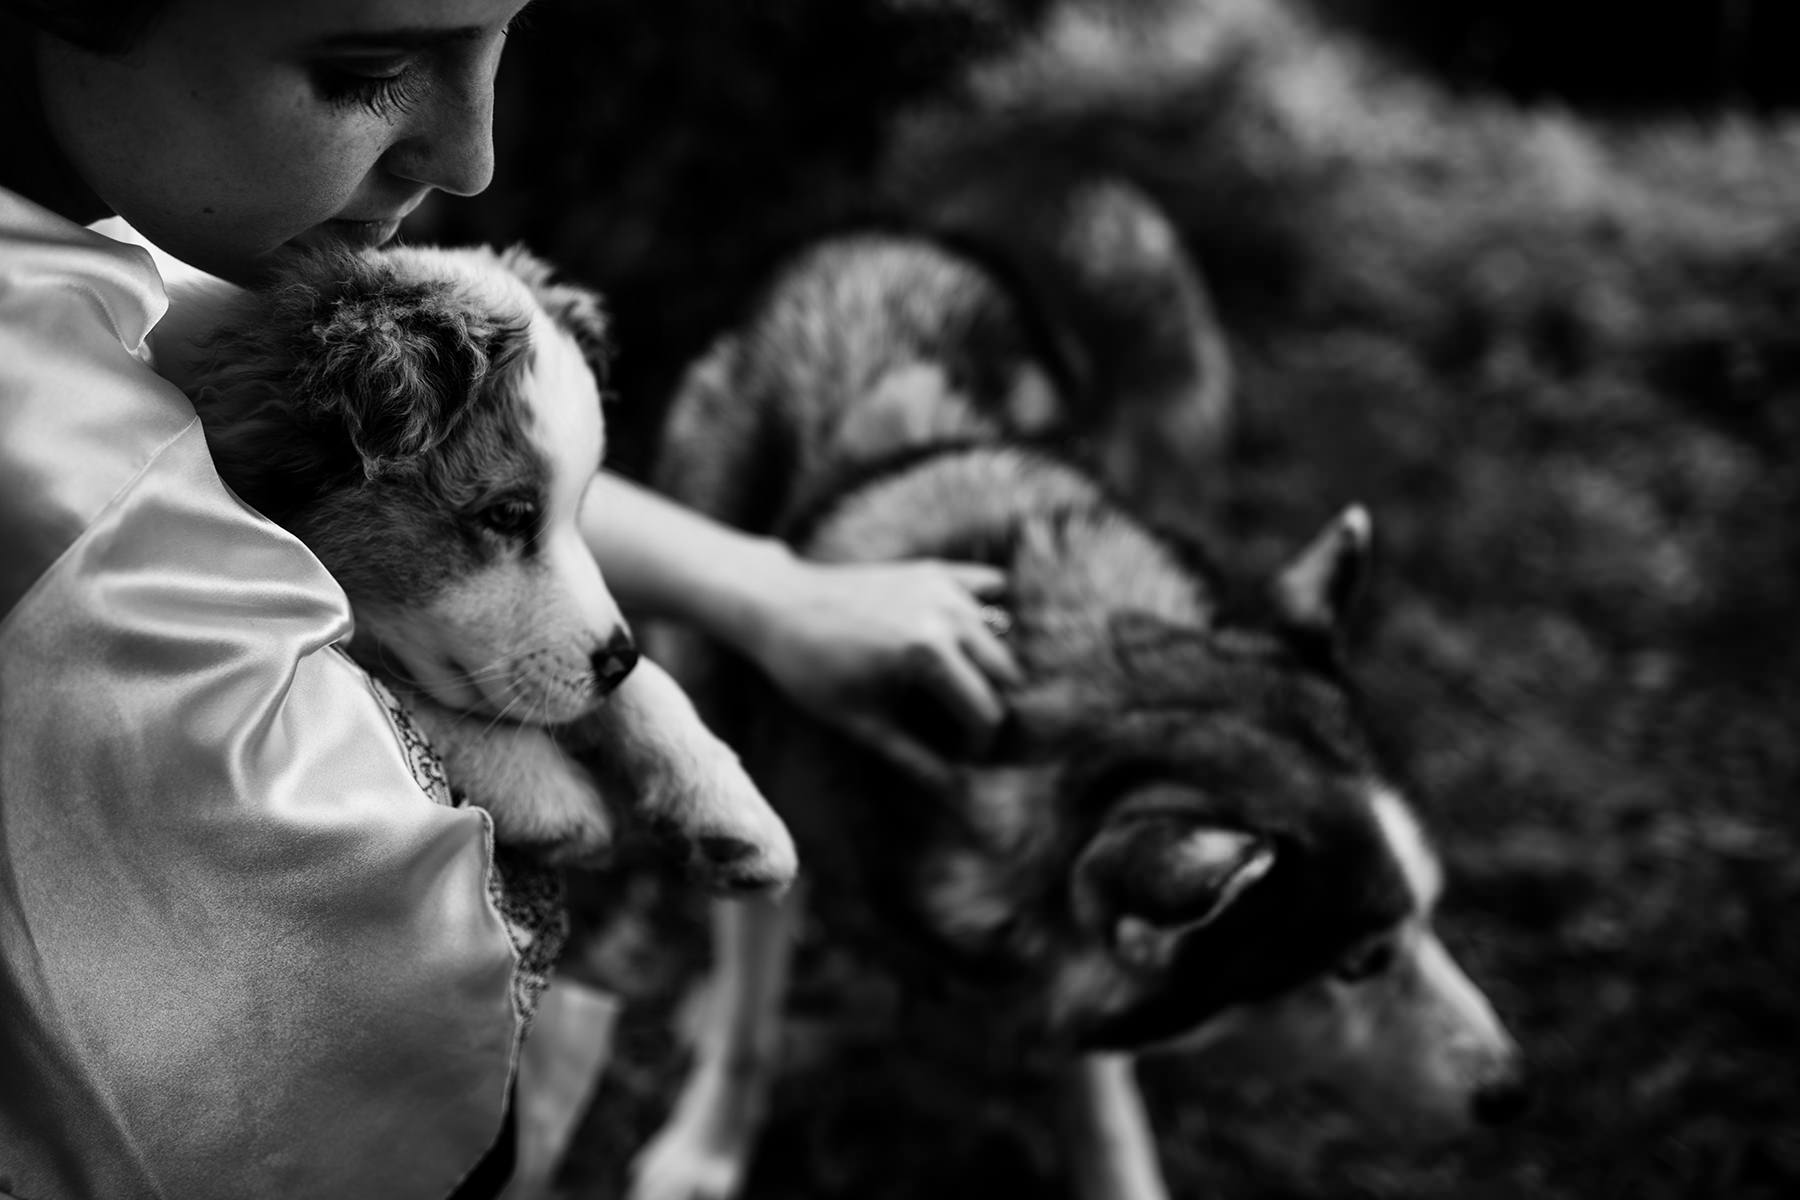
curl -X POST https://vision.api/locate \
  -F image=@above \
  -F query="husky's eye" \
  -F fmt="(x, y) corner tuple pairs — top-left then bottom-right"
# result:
(1333, 936), (1397, 984)
(476, 497), (541, 540)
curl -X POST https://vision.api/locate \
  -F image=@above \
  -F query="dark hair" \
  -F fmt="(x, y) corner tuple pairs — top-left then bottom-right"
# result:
(3, 0), (167, 53)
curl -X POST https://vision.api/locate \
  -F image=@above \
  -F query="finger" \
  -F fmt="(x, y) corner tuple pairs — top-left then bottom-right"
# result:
(961, 621), (1025, 689)
(939, 562), (1011, 599)
(916, 644), (1008, 756)
(849, 717), (953, 790)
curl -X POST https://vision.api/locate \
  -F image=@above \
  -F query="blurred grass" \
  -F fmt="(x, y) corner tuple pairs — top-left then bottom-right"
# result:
(438, 2), (1800, 1196)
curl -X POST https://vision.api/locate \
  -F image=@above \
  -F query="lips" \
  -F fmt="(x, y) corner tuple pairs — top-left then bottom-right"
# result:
(287, 211), (412, 254)
(318, 218), (404, 249)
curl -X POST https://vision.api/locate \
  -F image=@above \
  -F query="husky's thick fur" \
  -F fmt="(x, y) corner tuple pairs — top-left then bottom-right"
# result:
(177, 244), (796, 893)
(628, 180), (1524, 1199)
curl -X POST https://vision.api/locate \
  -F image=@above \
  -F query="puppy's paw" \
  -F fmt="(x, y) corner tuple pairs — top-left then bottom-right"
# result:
(419, 709), (614, 866)
(490, 739), (614, 868)
(577, 658), (797, 894)
(645, 746), (798, 896)
(515, 765), (615, 869)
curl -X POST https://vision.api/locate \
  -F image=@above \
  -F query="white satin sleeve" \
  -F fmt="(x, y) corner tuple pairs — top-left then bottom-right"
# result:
(0, 194), (526, 1198)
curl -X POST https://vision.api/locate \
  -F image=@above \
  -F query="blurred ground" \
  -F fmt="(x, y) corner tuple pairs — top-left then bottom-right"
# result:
(434, 1), (1800, 1196)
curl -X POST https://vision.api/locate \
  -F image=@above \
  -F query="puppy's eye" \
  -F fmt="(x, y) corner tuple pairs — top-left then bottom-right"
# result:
(1333, 936), (1398, 984)
(476, 498), (540, 539)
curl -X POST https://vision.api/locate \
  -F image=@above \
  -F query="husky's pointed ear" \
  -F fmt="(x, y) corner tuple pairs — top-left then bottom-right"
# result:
(1270, 506), (1372, 639)
(499, 245), (613, 387)
(1076, 806), (1275, 970)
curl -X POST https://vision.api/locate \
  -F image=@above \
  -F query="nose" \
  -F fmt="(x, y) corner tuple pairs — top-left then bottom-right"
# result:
(591, 631), (639, 697)
(1471, 1073), (1532, 1126)
(384, 60), (498, 198)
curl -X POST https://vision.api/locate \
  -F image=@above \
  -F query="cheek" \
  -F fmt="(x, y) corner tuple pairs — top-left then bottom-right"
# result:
(1183, 985), (1351, 1073)
(48, 45), (387, 276)
(419, 569), (514, 647)
(155, 97), (381, 245)
(302, 494), (469, 607)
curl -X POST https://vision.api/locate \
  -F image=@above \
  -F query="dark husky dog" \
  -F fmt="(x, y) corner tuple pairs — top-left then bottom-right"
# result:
(627, 178), (1525, 1200)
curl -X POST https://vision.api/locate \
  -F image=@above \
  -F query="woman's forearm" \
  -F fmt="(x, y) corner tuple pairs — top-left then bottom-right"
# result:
(582, 469), (1017, 774)
(580, 469), (796, 654)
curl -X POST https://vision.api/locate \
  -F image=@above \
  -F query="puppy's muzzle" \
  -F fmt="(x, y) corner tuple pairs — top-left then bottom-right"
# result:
(591, 631), (640, 697)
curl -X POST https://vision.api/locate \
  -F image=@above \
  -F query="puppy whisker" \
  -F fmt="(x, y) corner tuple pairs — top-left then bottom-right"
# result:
(441, 662), (523, 687)
(475, 690), (533, 739)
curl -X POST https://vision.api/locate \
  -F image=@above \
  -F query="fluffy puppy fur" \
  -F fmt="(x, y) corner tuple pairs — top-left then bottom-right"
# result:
(182, 244), (796, 893)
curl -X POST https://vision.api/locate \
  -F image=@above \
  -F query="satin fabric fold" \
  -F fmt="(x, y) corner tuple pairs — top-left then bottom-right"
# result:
(1, 188), (525, 1199)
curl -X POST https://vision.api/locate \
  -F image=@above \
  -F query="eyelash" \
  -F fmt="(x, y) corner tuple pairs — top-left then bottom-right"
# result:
(315, 8), (532, 121)
(318, 62), (430, 119)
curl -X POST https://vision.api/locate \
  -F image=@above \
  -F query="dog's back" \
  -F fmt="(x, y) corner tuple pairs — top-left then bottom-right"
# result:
(657, 234), (1057, 535)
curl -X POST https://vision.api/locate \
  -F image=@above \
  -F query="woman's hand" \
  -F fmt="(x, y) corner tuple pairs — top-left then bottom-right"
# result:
(581, 472), (1022, 781)
(735, 552), (1023, 783)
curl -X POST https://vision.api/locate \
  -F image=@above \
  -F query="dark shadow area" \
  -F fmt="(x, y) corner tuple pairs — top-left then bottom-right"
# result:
(1302, 0), (1800, 112)
(421, 0), (1045, 473)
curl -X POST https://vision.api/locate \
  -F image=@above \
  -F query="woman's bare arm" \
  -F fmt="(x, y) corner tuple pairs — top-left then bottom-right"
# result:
(581, 470), (1021, 779)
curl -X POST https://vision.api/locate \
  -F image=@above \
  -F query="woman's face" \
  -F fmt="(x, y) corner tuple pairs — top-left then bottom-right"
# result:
(35, 0), (532, 284)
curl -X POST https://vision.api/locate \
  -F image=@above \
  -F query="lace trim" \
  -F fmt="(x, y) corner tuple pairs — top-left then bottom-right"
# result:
(365, 670), (568, 1033)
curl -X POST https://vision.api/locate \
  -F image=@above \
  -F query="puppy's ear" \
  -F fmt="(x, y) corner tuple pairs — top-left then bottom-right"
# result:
(1270, 505), (1372, 641)
(1075, 795), (1275, 971)
(498, 244), (613, 388)
(300, 281), (517, 478)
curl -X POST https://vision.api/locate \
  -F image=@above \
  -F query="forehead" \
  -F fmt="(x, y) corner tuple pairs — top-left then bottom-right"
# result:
(162, 0), (530, 45)
(517, 309), (603, 476)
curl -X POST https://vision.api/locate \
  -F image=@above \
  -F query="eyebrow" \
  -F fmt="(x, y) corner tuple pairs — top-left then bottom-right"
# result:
(313, 2), (539, 54)
(314, 26), (489, 52)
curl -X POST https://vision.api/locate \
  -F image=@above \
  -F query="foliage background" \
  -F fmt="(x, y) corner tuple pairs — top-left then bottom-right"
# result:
(423, 1), (1800, 1196)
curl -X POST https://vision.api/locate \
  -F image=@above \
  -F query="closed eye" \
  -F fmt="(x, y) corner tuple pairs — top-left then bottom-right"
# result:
(313, 56), (431, 118)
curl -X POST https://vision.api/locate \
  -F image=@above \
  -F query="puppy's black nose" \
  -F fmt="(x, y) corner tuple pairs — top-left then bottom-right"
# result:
(1472, 1075), (1531, 1126)
(591, 631), (639, 696)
